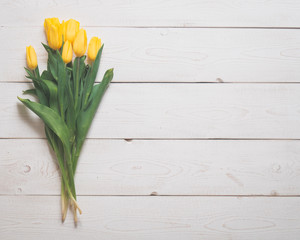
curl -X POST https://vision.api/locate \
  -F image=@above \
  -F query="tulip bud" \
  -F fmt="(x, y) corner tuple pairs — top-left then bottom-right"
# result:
(88, 37), (101, 61)
(44, 18), (60, 41)
(62, 41), (73, 64)
(73, 29), (87, 57)
(26, 46), (38, 70)
(64, 19), (80, 43)
(44, 18), (63, 50)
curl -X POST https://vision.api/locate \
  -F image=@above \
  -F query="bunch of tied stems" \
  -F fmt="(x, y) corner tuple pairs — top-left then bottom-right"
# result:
(18, 18), (113, 223)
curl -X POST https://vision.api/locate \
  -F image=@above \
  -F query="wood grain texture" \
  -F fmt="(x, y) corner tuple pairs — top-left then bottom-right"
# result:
(2, 27), (300, 83)
(1, 139), (300, 196)
(1, 1), (300, 238)
(1, 0), (300, 28)
(4, 83), (300, 139)
(1, 196), (300, 240)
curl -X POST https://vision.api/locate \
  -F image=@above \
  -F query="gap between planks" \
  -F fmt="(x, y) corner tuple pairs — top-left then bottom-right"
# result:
(5, 81), (300, 84)
(1, 194), (300, 197)
(1, 137), (300, 140)
(4, 26), (300, 30)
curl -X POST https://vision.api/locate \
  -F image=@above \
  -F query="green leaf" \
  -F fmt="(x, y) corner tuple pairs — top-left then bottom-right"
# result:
(56, 51), (68, 120)
(82, 45), (104, 108)
(24, 66), (48, 106)
(44, 124), (76, 201)
(23, 88), (37, 96)
(42, 79), (59, 113)
(75, 68), (113, 170)
(65, 71), (76, 138)
(49, 54), (59, 81)
(24, 67), (34, 78)
(17, 97), (71, 161)
(45, 126), (54, 150)
(73, 56), (86, 112)
(42, 43), (59, 81)
(41, 42), (53, 52)
(34, 66), (40, 76)
(41, 70), (55, 82)
(25, 75), (34, 80)
(63, 70), (72, 114)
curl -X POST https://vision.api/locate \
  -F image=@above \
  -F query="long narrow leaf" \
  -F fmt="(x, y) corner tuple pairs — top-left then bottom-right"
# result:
(23, 88), (37, 96)
(73, 56), (86, 112)
(17, 97), (71, 159)
(41, 70), (55, 82)
(25, 66), (48, 106)
(42, 43), (58, 81)
(75, 68), (113, 170)
(82, 45), (104, 108)
(43, 79), (59, 113)
(57, 51), (68, 119)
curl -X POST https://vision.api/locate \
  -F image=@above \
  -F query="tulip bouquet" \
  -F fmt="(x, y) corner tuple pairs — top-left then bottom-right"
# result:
(18, 18), (114, 223)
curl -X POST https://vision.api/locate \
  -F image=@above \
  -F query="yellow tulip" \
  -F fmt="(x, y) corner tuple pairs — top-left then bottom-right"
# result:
(44, 18), (60, 41)
(73, 29), (87, 57)
(44, 18), (60, 37)
(62, 41), (73, 64)
(64, 19), (80, 43)
(44, 18), (63, 50)
(88, 37), (101, 61)
(26, 46), (38, 70)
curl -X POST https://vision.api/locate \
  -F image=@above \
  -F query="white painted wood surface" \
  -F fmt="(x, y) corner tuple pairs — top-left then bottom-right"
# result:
(1, 139), (300, 196)
(1, 196), (300, 240)
(1, 0), (300, 239)
(3, 83), (300, 139)
(2, 27), (300, 83)
(1, 0), (300, 27)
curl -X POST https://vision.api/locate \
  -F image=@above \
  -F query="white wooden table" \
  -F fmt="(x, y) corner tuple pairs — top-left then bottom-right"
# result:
(1, 1), (300, 239)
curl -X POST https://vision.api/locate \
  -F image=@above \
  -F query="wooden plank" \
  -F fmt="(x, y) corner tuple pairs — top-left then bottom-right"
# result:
(1, 0), (300, 28)
(2, 27), (300, 83)
(1, 196), (300, 239)
(4, 83), (300, 139)
(1, 139), (300, 196)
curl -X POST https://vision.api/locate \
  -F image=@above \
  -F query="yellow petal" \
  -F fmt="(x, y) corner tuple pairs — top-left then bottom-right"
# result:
(44, 17), (62, 50)
(73, 29), (87, 57)
(44, 18), (60, 41)
(88, 37), (101, 61)
(48, 24), (63, 50)
(62, 41), (73, 64)
(26, 46), (38, 70)
(65, 19), (80, 43)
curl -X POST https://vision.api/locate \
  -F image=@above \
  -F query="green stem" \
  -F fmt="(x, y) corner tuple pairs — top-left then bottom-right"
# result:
(55, 141), (81, 215)
(57, 137), (80, 221)
(46, 129), (75, 206)
(55, 147), (72, 196)
(61, 177), (69, 222)
(45, 127), (69, 221)
(60, 103), (65, 122)
(74, 58), (80, 110)
(72, 142), (83, 174)
(33, 69), (37, 78)
(67, 159), (77, 199)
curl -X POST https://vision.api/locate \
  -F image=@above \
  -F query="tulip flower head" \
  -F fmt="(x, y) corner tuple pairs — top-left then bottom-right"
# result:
(62, 41), (73, 64)
(26, 46), (38, 70)
(44, 17), (60, 39)
(64, 19), (80, 43)
(44, 17), (63, 50)
(73, 29), (87, 57)
(88, 37), (102, 61)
